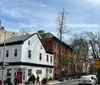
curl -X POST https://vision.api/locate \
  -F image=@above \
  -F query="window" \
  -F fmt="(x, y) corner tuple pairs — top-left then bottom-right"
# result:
(23, 72), (25, 79)
(28, 50), (31, 58)
(39, 53), (42, 60)
(41, 46), (42, 49)
(6, 50), (9, 57)
(49, 69), (52, 73)
(0, 51), (1, 57)
(54, 43), (56, 48)
(28, 41), (30, 45)
(36, 70), (42, 74)
(47, 55), (49, 62)
(7, 69), (11, 76)
(14, 49), (17, 57)
(50, 56), (52, 62)
(28, 69), (32, 76)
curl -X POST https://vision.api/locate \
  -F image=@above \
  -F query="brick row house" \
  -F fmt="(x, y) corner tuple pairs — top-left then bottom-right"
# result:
(38, 30), (73, 79)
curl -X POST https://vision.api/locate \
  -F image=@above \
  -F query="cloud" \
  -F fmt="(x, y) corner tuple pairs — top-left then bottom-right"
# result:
(85, 13), (93, 17)
(19, 23), (37, 28)
(41, 4), (46, 7)
(1, 7), (21, 18)
(68, 24), (100, 28)
(86, 0), (100, 6)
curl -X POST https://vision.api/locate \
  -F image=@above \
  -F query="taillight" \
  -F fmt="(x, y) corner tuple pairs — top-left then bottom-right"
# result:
(88, 80), (91, 82)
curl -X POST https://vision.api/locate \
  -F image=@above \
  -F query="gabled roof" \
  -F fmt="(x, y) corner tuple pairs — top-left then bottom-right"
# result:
(0, 33), (35, 46)
(39, 32), (73, 51)
(0, 33), (53, 54)
(5, 34), (34, 43)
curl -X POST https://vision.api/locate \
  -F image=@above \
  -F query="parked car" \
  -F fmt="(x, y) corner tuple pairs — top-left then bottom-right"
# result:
(87, 74), (97, 84)
(79, 75), (96, 85)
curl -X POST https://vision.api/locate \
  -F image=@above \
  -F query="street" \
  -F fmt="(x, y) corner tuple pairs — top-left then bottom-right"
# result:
(52, 79), (79, 85)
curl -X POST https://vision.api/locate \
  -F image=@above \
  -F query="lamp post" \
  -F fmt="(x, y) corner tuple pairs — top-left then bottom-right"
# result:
(1, 27), (6, 85)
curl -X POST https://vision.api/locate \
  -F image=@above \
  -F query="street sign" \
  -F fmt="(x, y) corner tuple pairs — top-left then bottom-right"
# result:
(0, 67), (5, 70)
(94, 60), (100, 69)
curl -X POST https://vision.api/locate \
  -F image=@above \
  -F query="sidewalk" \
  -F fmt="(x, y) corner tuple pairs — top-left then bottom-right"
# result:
(47, 80), (67, 85)
(48, 78), (79, 85)
(20, 79), (78, 85)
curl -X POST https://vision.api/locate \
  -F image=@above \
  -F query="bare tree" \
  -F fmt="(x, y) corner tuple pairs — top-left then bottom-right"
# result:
(57, 8), (71, 80)
(18, 28), (31, 35)
(70, 33), (89, 75)
(85, 31), (100, 60)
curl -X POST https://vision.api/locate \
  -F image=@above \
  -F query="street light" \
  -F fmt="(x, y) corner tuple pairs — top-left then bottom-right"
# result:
(0, 26), (6, 85)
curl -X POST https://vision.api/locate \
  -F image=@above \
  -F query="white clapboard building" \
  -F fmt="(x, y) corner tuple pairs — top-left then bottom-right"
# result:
(0, 33), (53, 84)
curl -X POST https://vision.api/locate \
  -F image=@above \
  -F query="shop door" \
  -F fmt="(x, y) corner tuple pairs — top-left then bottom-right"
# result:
(17, 72), (22, 84)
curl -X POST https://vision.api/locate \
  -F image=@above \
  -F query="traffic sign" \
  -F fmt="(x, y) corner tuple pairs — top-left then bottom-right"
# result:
(94, 60), (100, 69)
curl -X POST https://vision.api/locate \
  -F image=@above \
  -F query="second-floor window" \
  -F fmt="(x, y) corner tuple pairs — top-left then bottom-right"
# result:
(47, 55), (49, 62)
(39, 53), (42, 60)
(28, 50), (31, 58)
(0, 51), (1, 57)
(14, 49), (17, 57)
(6, 50), (9, 57)
(50, 56), (52, 62)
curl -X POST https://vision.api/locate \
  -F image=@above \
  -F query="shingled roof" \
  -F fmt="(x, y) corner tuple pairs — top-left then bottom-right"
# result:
(0, 33), (35, 46)
(5, 34), (34, 43)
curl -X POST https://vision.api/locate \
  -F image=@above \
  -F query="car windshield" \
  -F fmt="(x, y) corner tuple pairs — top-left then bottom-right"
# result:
(80, 76), (90, 80)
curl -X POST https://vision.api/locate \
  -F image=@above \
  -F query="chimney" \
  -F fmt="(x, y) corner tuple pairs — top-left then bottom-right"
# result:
(0, 26), (4, 30)
(38, 30), (45, 34)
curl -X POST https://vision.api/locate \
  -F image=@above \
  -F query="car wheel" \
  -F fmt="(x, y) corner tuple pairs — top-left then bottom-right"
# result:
(78, 83), (81, 85)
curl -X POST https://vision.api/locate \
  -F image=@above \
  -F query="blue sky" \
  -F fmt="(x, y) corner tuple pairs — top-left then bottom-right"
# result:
(0, 0), (100, 39)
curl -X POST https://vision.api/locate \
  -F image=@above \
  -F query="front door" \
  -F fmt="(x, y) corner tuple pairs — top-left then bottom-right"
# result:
(17, 72), (22, 84)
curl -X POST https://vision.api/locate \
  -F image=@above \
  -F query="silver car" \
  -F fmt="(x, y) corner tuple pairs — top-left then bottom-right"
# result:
(79, 75), (96, 85)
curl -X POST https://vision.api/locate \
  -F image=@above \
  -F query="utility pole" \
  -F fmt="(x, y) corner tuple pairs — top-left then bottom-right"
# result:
(0, 20), (6, 85)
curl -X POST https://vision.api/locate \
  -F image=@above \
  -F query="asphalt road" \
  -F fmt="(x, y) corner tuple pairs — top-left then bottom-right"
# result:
(55, 79), (79, 85)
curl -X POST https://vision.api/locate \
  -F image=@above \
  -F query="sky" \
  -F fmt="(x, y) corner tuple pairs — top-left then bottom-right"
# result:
(0, 0), (100, 39)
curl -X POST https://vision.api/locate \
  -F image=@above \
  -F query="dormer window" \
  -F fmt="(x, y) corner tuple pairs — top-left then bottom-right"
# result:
(28, 41), (30, 45)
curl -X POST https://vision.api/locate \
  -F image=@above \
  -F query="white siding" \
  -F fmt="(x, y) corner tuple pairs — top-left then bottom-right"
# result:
(0, 34), (54, 84)
(21, 34), (53, 66)
(0, 45), (22, 62)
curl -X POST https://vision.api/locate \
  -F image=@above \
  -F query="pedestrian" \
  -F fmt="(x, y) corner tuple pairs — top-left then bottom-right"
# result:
(14, 74), (19, 85)
(31, 74), (35, 84)
(28, 75), (32, 84)
(6, 77), (13, 85)
(36, 75), (40, 85)
(28, 74), (35, 84)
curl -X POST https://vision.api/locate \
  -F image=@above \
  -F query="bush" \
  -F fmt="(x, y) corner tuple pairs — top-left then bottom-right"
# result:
(49, 77), (52, 80)
(41, 78), (47, 84)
